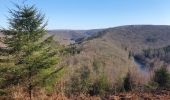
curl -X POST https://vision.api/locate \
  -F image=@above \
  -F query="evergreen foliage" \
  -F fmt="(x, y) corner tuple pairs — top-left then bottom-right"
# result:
(153, 67), (170, 88)
(123, 71), (133, 91)
(0, 4), (63, 98)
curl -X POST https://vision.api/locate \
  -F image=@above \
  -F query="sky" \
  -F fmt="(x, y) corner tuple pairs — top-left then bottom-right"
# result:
(0, 0), (170, 30)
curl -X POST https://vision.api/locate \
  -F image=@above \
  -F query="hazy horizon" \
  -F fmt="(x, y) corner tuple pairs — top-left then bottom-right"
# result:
(0, 0), (170, 30)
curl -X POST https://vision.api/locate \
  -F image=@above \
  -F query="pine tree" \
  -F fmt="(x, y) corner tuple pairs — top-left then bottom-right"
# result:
(0, 4), (63, 98)
(153, 67), (170, 88)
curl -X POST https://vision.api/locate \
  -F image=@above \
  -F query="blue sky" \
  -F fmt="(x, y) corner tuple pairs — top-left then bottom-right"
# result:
(0, 0), (170, 29)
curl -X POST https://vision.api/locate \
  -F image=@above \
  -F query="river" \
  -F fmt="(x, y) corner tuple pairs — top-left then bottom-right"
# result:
(133, 57), (148, 73)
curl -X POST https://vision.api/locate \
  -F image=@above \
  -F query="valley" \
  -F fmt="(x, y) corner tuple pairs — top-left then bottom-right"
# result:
(45, 25), (170, 99)
(1, 25), (170, 99)
(47, 29), (102, 45)
(1, 1), (170, 99)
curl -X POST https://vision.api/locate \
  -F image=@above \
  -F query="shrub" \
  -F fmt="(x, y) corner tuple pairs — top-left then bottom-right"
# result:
(123, 71), (134, 92)
(65, 66), (91, 96)
(145, 81), (158, 90)
(65, 74), (82, 95)
(65, 45), (82, 55)
(65, 65), (112, 97)
(89, 74), (111, 96)
(0, 89), (7, 96)
(152, 67), (170, 88)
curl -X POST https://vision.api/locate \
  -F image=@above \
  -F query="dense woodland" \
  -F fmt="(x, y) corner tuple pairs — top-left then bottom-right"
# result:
(134, 45), (170, 70)
(0, 4), (170, 100)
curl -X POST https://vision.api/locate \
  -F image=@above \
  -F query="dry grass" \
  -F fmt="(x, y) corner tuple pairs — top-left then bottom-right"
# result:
(4, 86), (101, 100)
(8, 86), (68, 100)
(3, 86), (170, 100)
(108, 90), (170, 100)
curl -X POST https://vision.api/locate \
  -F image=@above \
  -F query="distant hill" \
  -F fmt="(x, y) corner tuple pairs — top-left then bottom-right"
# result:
(47, 29), (103, 45)
(101, 25), (170, 53)
(0, 29), (102, 46)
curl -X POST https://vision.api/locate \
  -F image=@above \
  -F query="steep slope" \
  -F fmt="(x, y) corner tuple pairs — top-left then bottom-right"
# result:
(65, 25), (170, 83)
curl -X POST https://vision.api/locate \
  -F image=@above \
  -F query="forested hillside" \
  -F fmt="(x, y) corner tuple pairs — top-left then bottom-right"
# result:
(1, 4), (170, 100)
(66, 25), (170, 79)
(47, 29), (102, 45)
(61, 25), (170, 99)
(100, 25), (170, 53)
